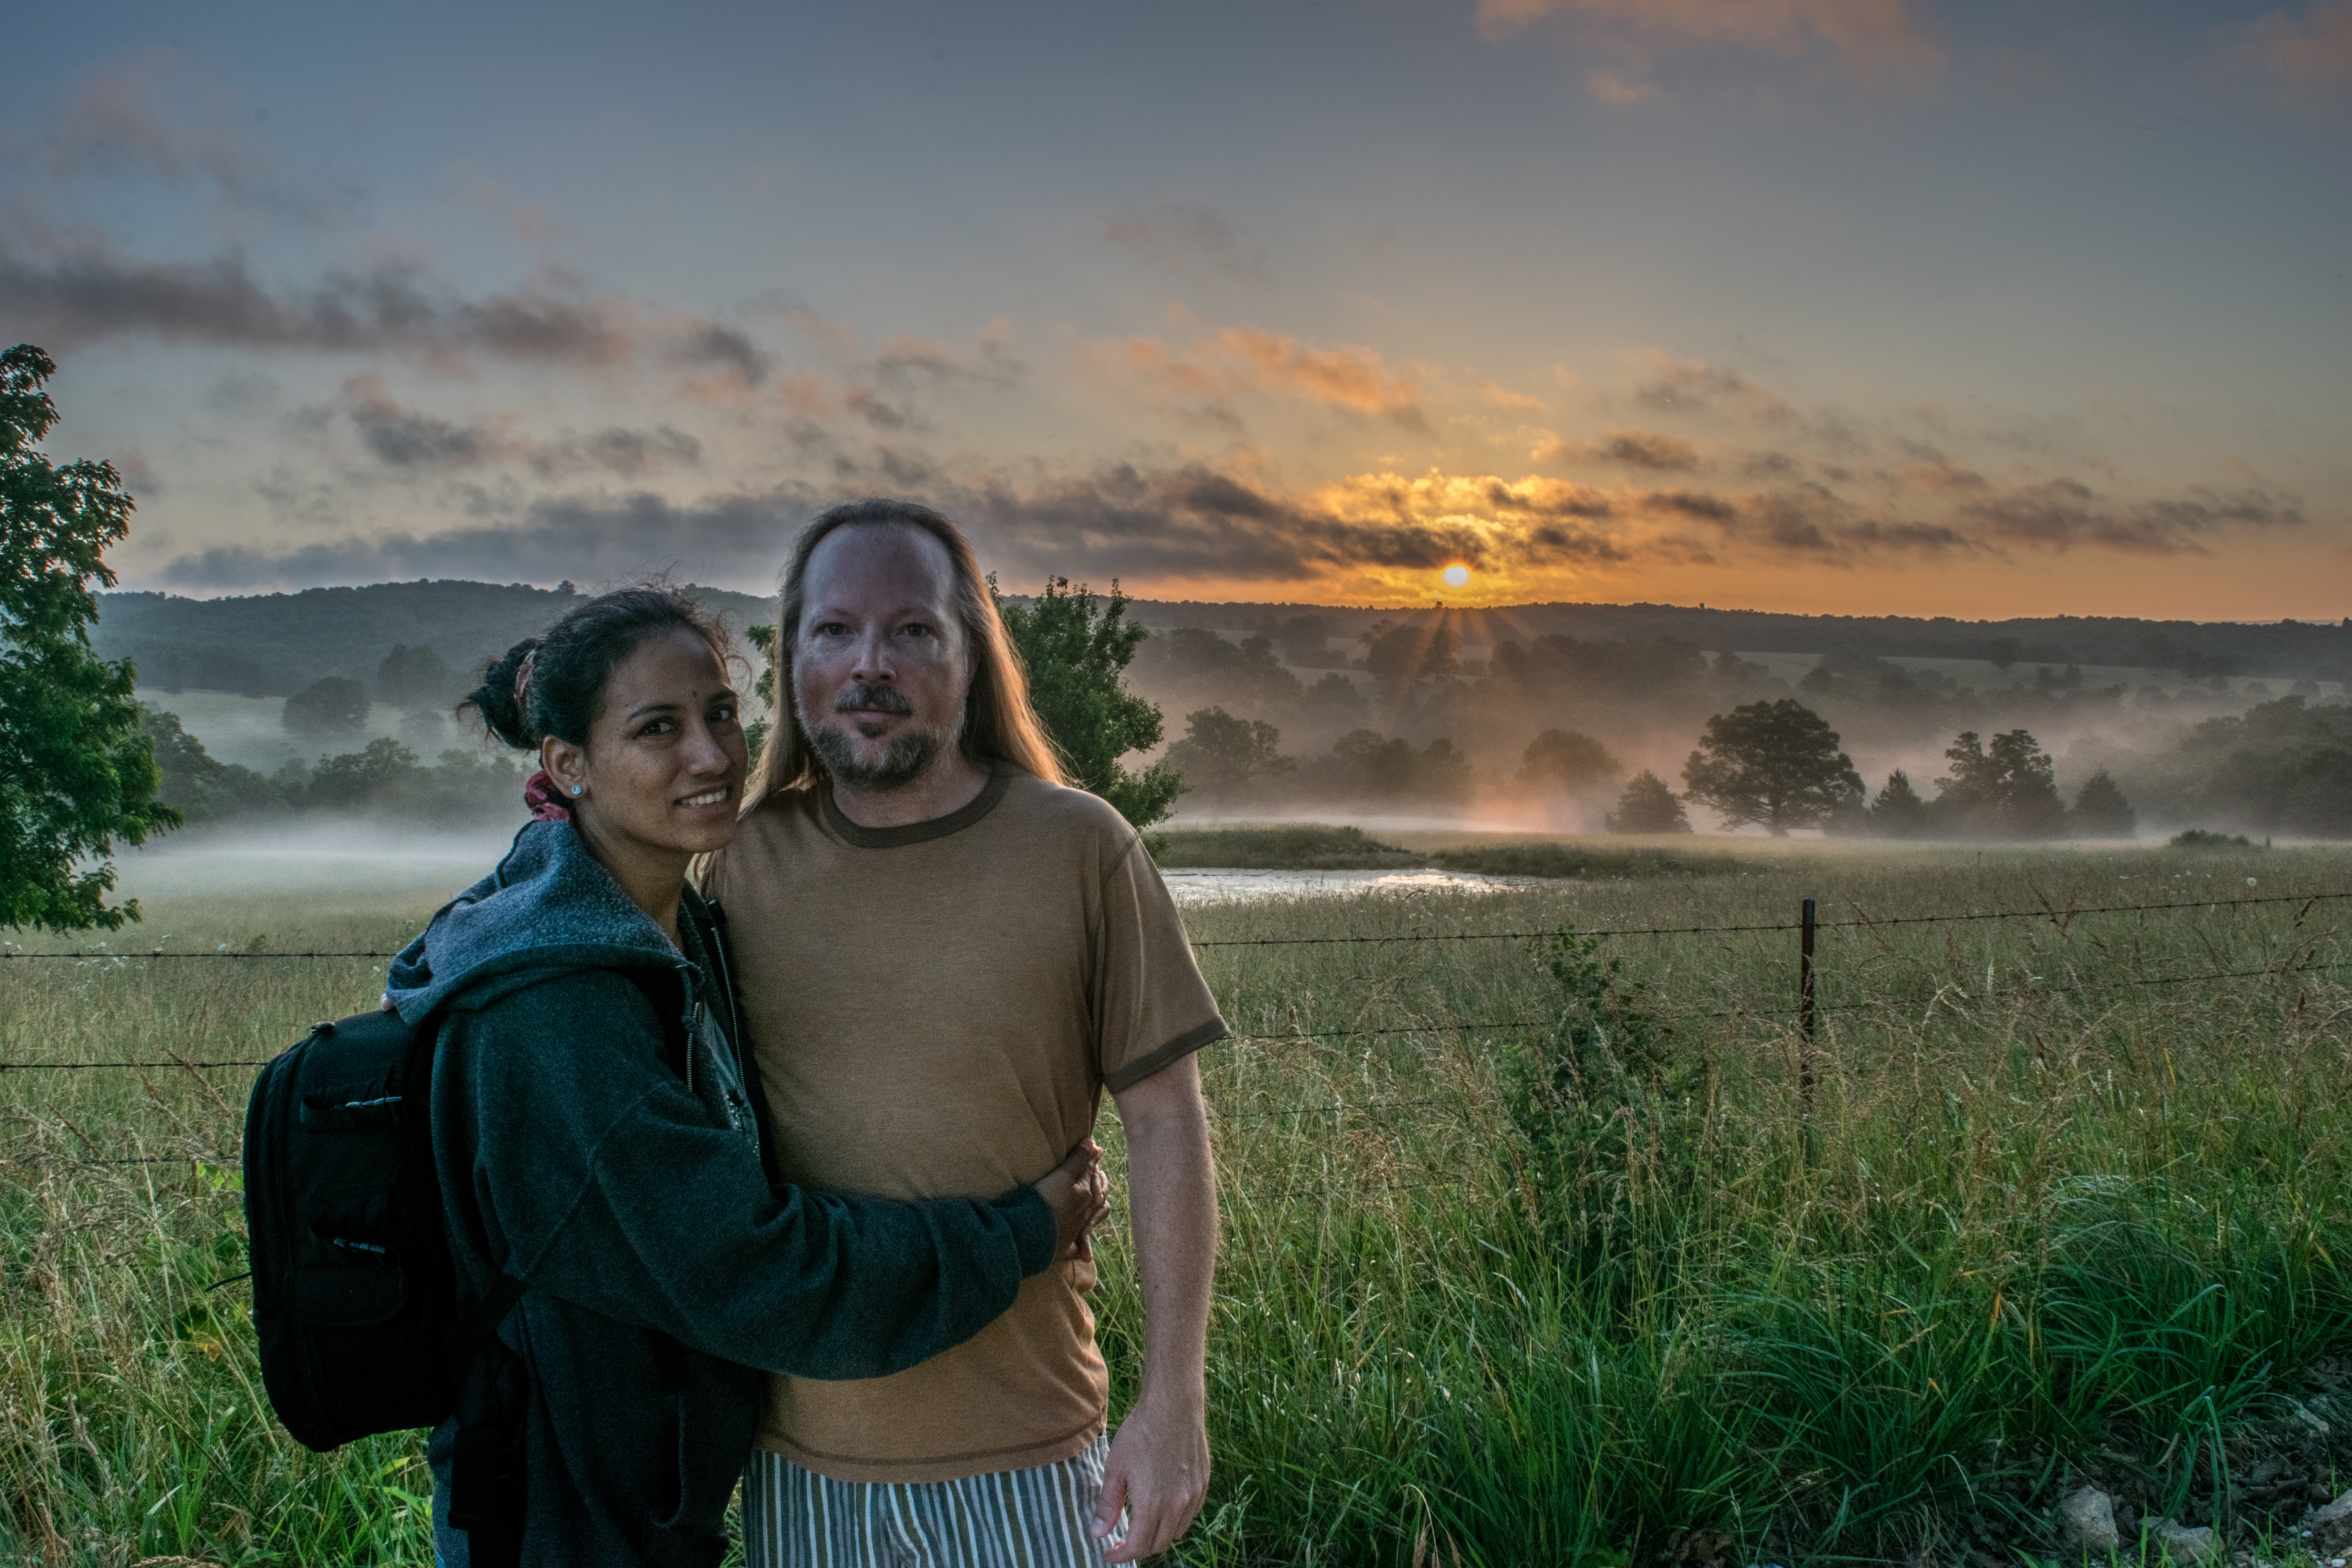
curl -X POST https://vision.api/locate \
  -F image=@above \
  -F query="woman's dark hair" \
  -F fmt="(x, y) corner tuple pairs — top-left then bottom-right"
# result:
(465, 586), (729, 751)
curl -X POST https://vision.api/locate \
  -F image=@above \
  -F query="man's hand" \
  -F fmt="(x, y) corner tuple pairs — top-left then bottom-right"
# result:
(1097, 1053), (1217, 1562)
(1035, 1138), (1109, 1260)
(1093, 1390), (1209, 1562)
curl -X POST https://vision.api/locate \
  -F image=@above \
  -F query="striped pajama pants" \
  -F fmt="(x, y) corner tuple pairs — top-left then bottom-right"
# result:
(742, 1437), (1124, 1568)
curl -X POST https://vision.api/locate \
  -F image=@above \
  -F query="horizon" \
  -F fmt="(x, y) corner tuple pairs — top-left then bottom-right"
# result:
(7, 3), (2348, 621)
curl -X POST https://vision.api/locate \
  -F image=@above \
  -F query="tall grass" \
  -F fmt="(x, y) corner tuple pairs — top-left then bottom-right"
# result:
(4, 842), (2350, 1565)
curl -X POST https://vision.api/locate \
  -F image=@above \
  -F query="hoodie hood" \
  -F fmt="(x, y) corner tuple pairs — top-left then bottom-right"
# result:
(387, 818), (690, 1025)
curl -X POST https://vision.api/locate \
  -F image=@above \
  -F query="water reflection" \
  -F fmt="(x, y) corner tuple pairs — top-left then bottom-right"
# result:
(1159, 867), (1537, 905)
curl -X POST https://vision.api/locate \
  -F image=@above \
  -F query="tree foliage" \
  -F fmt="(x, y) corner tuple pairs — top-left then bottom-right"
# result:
(1935, 729), (2066, 838)
(1605, 771), (1691, 833)
(1361, 619), (1459, 696)
(1866, 769), (1932, 838)
(1162, 707), (1294, 799)
(283, 676), (372, 739)
(374, 642), (456, 707)
(1518, 728), (1621, 793)
(2069, 769), (2138, 839)
(995, 577), (1181, 829)
(0, 345), (177, 931)
(1680, 699), (1863, 835)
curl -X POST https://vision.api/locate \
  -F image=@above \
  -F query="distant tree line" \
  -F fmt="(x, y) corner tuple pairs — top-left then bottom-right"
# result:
(142, 707), (526, 826)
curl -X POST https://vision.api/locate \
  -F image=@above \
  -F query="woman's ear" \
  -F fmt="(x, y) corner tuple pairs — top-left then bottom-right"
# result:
(543, 736), (588, 797)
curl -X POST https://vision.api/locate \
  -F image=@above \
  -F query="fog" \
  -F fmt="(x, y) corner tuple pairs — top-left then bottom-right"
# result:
(107, 818), (523, 909)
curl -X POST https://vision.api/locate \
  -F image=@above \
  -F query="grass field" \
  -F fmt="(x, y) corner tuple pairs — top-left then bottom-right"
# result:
(5, 837), (2352, 1566)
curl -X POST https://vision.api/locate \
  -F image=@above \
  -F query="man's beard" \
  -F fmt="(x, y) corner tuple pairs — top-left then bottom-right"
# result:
(796, 682), (959, 793)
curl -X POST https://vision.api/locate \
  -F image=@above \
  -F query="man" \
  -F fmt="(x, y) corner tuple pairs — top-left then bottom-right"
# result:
(703, 498), (1223, 1566)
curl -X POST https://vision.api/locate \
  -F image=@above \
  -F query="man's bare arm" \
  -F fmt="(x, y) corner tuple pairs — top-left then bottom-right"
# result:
(1093, 1053), (1216, 1562)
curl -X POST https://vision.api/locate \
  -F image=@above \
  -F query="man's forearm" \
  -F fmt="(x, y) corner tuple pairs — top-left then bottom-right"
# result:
(1116, 1057), (1217, 1406)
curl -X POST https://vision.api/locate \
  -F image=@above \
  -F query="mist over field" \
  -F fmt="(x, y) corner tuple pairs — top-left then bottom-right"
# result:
(111, 580), (2352, 849)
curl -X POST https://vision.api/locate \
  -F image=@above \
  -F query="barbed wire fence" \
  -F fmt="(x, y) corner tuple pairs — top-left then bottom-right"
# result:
(6, 886), (2345, 1176)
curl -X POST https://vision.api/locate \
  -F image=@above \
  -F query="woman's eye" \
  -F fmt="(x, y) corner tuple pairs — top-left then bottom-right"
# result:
(639, 719), (674, 738)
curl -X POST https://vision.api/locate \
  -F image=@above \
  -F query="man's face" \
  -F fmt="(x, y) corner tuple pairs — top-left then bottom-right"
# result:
(791, 523), (973, 792)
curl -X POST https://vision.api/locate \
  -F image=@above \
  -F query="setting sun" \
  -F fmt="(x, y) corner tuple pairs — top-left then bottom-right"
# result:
(1442, 565), (1469, 587)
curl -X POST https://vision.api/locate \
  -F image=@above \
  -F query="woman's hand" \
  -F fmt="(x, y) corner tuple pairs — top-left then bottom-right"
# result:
(1035, 1138), (1111, 1261)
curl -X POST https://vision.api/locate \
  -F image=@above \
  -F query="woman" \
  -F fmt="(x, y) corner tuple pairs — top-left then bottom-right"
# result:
(383, 586), (1106, 1567)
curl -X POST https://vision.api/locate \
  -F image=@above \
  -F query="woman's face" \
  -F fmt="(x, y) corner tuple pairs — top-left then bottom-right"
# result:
(543, 628), (748, 859)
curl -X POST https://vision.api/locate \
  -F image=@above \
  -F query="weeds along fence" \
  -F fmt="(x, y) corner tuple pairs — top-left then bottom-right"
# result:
(6, 861), (2352, 1566)
(4, 883), (2347, 1120)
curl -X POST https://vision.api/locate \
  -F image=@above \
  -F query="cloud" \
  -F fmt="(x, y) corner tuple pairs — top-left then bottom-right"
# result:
(21, 52), (338, 220)
(1101, 203), (1267, 280)
(0, 244), (769, 380)
(1625, 351), (1793, 421)
(161, 483), (823, 591)
(1586, 67), (1661, 104)
(2238, 3), (2352, 106)
(1959, 479), (2303, 555)
(1472, 0), (1946, 86)
(333, 376), (702, 477)
(1544, 427), (1702, 471)
(1083, 323), (1426, 428)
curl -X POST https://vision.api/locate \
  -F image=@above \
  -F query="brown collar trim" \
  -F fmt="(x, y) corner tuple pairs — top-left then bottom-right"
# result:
(816, 764), (1013, 849)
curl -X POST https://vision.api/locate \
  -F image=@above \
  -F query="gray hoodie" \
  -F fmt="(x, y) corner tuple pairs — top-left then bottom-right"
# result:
(386, 820), (1054, 1566)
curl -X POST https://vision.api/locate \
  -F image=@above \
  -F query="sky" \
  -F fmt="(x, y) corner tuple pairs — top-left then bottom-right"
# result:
(4, 0), (2348, 620)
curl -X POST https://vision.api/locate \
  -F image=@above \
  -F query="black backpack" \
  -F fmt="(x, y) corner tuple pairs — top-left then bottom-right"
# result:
(242, 1005), (530, 1557)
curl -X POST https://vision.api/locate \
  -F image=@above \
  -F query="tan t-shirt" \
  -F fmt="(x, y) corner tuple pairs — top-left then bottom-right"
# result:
(702, 767), (1226, 1484)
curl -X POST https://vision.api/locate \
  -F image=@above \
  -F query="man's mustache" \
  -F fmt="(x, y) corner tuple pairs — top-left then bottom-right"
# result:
(833, 683), (914, 717)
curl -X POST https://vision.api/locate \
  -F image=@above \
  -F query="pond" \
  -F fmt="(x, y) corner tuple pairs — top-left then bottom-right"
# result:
(1158, 867), (1539, 904)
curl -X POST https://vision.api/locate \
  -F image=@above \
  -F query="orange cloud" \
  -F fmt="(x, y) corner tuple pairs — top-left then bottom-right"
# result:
(1081, 323), (1426, 426)
(2239, 2), (2352, 105)
(1473, 0), (1945, 88)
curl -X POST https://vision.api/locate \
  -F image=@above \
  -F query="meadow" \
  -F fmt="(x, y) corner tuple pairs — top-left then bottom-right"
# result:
(4, 836), (2351, 1566)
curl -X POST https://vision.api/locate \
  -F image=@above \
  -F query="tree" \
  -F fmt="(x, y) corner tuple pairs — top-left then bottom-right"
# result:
(1935, 729), (2067, 838)
(375, 642), (456, 707)
(995, 576), (1181, 829)
(284, 676), (372, 739)
(141, 707), (279, 824)
(1606, 771), (1691, 833)
(1302, 671), (1367, 715)
(1328, 730), (1474, 802)
(1517, 728), (1621, 794)
(1866, 769), (1931, 838)
(1362, 620), (1458, 697)
(2069, 769), (2137, 839)
(302, 738), (423, 811)
(1161, 707), (1295, 798)
(1, 345), (178, 931)
(1680, 699), (1863, 835)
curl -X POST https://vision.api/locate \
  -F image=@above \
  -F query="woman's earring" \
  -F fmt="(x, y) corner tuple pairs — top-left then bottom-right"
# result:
(570, 785), (583, 796)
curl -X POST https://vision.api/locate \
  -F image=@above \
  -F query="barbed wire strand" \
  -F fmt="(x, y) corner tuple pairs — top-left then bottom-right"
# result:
(11, 955), (2342, 1079)
(5, 887), (2344, 962)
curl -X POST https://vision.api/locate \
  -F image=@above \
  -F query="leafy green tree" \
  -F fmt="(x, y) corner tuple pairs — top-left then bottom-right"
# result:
(2068, 768), (2137, 839)
(1362, 620), (1459, 698)
(1327, 729), (1473, 802)
(744, 619), (779, 766)
(1680, 699), (1863, 835)
(302, 738), (423, 811)
(995, 576), (1181, 828)
(1605, 771), (1691, 833)
(1517, 728), (1620, 794)
(375, 642), (456, 706)
(1161, 707), (1294, 799)
(1935, 729), (2066, 838)
(1, 345), (177, 931)
(284, 676), (372, 739)
(1302, 671), (1367, 715)
(140, 707), (281, 824)
(1866, 769), (1931, 838)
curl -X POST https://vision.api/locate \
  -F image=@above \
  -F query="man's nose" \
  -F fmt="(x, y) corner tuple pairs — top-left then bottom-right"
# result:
(850, 627), (896, 682)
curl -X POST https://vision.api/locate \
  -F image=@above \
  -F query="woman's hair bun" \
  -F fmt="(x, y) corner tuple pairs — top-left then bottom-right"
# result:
(465, 636), (543, 751)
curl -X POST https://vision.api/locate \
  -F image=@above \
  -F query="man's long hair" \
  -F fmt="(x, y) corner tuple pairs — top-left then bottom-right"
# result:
(745, 498), (1068, 808)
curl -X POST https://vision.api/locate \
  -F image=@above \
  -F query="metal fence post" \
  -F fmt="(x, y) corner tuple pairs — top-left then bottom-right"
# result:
(1799, 897), (1817, 1112)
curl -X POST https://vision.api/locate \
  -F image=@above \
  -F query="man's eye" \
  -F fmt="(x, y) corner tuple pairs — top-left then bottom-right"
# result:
(899, 623), (932, 639)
